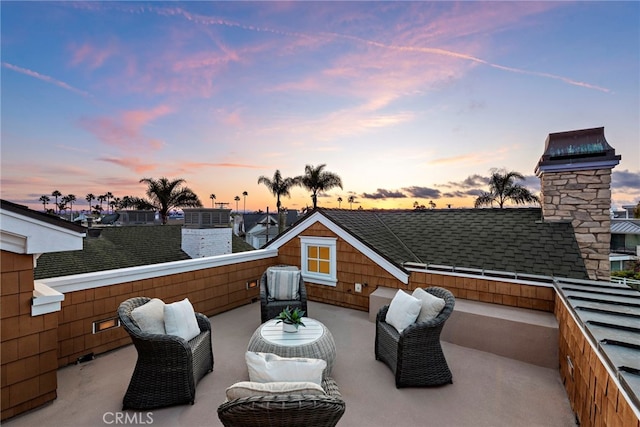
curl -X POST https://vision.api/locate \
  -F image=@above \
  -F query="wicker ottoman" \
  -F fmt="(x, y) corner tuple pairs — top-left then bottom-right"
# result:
(247, 318), (336, 377)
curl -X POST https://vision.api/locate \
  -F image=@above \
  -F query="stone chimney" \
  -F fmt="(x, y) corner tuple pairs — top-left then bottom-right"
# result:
(535, 127), (621, 281)
(181, 208), (232, 258)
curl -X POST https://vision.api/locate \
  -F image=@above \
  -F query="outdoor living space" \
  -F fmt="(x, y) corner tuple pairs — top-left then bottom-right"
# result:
(4, 300), (577, 427)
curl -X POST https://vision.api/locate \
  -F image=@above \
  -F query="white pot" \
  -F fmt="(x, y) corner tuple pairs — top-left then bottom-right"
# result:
(282, 323), (298, 333)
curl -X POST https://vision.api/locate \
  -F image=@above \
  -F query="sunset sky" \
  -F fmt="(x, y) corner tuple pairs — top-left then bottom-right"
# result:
(2, 1), (639, 214)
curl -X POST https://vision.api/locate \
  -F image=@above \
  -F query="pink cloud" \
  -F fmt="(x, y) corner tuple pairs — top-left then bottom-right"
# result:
(98, 157), (158, 174)
(69, 42), (116, 69)
(80, 105), (172, 151)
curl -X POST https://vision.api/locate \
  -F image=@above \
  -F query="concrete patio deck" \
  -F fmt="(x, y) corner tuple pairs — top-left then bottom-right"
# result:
(4, 301), (577, 427)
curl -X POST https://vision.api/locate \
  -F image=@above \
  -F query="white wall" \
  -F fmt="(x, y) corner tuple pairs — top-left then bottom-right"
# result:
(181, 228), (232, 258)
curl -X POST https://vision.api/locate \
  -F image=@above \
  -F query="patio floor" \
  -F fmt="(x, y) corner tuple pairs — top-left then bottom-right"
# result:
(5, 301), (577, 427)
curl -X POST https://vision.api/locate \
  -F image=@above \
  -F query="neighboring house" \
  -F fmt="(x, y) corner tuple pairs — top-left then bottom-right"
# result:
(610, 219), (640, 271)
(239, 211), (300, 249)
(34, 224), (254, 279)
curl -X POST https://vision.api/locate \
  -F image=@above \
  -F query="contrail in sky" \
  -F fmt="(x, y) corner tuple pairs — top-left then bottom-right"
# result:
(2, 62), (91, 97)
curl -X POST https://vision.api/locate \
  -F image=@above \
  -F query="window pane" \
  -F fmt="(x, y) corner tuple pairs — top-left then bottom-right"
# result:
(308, 246), (317, 258)
(319, 260), (330, 274)
(319, 246), (330, 260)
(307, 259), (317, 272)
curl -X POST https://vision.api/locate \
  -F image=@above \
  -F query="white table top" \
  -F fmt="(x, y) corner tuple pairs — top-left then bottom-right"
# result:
(259, 317), (325, 346)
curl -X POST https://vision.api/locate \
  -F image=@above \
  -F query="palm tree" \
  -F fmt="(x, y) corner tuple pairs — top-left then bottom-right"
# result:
(429, 200), (436, 209)
(105, 192), (114, 213)
(139, 177), (202, 224)
(39, 195), (50, 212)
(85, 193), (95, 213)
(66, 194), (77, 220)
(258, 170), (299, 234)
(474, 169), (540, 208)
(234, 195), (241, 212)
(242, 191), (248, 213)
(51, 190), (61, 214)
(209, 194), (216, 208)
(337, 197), (342, 208)
(97, 194), (107, 212)
(348, 195), (355, 210)
(297, 164), (343, 210)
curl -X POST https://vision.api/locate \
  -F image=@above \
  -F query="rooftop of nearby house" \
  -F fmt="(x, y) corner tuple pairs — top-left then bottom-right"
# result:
(272, 207), (589, 280)
(34, 225), (255, 279)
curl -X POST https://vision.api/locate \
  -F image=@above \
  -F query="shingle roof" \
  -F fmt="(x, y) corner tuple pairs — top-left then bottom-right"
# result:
(318, 208), (588, 279)
(611, 220), (640, 235)
(34, 225), (254, 279)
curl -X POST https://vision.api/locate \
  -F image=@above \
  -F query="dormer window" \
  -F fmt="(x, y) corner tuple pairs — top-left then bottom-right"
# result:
(299, 236), (337, 286)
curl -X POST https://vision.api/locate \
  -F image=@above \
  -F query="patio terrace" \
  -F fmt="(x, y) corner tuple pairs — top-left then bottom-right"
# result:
(4, 300), (578, 427)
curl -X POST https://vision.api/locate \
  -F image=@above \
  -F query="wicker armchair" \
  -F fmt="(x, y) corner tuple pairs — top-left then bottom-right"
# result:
(375, 286), (455, 388)
(117, 297), (214, 410)
(217, 377), (346, 427)
(260, 265), (308, 323)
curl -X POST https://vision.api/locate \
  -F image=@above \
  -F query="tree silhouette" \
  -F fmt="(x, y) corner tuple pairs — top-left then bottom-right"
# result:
(297, 164), (343, 209)
(242, 191), (248, 213)
(234, 195), (241, 212)
(474, 169), (540, 208)
(39, 195), (50, 212)
(97, 194), (107, 212)
(65, 194), (77, 220)
(85, 193), (95, 212)
(209, 194), (216, 208)
(51, 190), (61, 214)
(139, 177), (202, 224)
(337, 197), (342, 208)
(105, 192), (114, 213)
(258, 170), (298, 234)
(348, 195), (355, 210)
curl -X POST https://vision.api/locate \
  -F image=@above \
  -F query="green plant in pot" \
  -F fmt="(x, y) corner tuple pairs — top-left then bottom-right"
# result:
(275, 306), (306, 332)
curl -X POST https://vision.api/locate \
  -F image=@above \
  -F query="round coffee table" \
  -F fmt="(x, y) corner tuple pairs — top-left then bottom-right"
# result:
(247, 317), (336, 377)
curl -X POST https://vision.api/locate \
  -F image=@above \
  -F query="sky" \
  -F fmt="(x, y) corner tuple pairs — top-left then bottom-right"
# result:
(1, 1), (639, 214)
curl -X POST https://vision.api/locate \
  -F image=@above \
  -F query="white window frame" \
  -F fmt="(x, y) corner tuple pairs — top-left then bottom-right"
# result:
(299, 236), (337, 287)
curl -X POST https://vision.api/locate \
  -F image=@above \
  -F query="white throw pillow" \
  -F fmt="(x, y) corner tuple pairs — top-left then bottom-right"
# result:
(225, 381), (326, 400)
(131, 298), (166, 334)
(412, 288), (446, 323)
(267, 269), (301, 301)
(385, 290), (421, 333)
(164, 298), (201, 341)
(245, 352), (326, 385)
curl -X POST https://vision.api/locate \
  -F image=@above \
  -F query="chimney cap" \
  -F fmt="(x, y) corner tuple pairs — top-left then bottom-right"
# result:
(535, 127), (620, 175)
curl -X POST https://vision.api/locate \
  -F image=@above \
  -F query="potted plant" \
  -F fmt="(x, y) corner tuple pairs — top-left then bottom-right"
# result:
(275, 306), (306, 332)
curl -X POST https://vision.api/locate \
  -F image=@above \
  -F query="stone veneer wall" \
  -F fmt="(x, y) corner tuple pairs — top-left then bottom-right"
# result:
(1, 251), (59, 421)
(556, 295), (640, 427)
(540, 168), (613, 281)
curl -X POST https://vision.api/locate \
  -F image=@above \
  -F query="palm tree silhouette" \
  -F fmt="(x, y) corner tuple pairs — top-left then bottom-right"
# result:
(209, 194), (216, 208)
(234, 195), (241, 212)
(66, 194), (77, 220)
(51, 190), (61, 214)
(85, 193), (95, 213)
(105, 192), (114, 213)
(139, 177), (203, 224)
(242, 191), (248, 213)
(39, 195), (50, 212)
(474, 169), (539, 208)
(337, 197), (342, 208)
(348, 195), (355, 210)
(297, 164), (343, 209)
(258, 170), (298, 234)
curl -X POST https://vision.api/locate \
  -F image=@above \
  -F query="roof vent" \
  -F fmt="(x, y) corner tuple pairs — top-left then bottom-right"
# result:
(535, 127), (620, 175)
(183, 208), (231, 229)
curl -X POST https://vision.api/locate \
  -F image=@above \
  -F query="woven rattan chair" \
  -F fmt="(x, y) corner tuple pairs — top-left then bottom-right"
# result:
(375, 286), (455, 388)
(217, 377), (346, 427)
(260, 265), (308, 323)
(118, 297), (214, 409)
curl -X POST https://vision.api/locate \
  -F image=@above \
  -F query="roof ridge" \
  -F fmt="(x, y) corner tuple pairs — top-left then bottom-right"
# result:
(372, 211), (422, 263)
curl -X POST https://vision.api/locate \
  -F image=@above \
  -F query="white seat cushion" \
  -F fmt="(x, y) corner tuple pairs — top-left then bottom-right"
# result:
(164, 298), (201, 341)
(412, 288), (446, 323)
(245, 352), (326, 385)
(385, 290), (421, 333)
(225, 381), (326, 400)
(131, 298), (166, 335)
